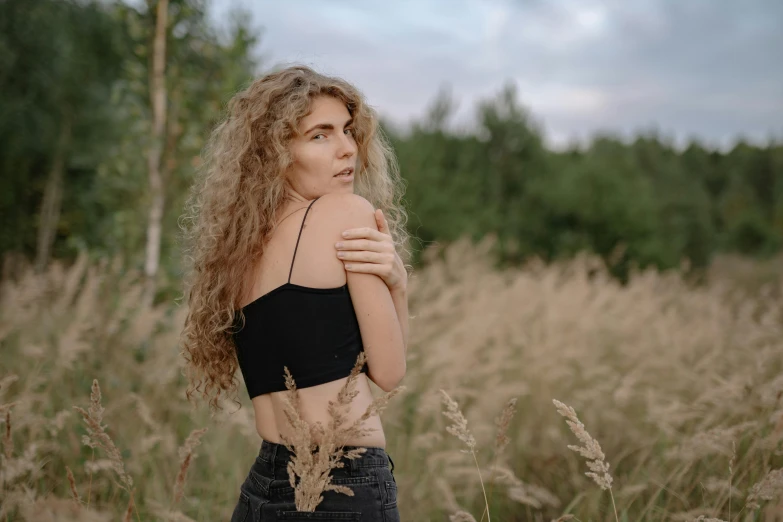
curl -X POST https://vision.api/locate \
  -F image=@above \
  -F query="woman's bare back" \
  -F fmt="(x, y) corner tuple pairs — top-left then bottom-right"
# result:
(240, 198), (386, 448)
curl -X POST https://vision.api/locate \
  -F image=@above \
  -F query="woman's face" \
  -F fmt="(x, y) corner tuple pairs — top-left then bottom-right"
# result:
(286, 95), (358, 198)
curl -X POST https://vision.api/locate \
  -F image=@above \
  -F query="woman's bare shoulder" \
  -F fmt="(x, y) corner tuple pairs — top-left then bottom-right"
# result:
(313, 193), (377, 231)
(316, 192), (375, 214)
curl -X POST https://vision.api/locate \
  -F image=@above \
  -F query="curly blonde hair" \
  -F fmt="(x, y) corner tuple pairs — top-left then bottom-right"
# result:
(177, 65), (411, 413)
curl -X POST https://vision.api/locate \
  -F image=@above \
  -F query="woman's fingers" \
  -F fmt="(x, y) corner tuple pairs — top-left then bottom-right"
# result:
(375, 209), (390, 234)
(343, 261), (392, 277)
(336, 250), (394, 264)
(341, 226), (382, 240)
(335, 238), (393, 253)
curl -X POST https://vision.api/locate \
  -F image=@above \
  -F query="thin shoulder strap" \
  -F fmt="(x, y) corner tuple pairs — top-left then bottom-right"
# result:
(288, 197), (321, 283)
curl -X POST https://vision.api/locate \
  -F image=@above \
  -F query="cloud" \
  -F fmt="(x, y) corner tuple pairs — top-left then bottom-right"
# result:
(209, 0), (783, 148)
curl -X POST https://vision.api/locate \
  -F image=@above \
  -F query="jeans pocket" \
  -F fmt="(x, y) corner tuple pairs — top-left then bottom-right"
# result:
(230, 491), (251, 522)
(379, 466), (400, 522)
(382, 479), (397, 509)
(249, 465), (274, 492)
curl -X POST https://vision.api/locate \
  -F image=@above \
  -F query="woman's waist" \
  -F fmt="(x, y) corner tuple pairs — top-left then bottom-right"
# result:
(253, 373), (378, 419)
(257, 438), (392, 470)
(257, 428), (387, 451)
(256, 413), (386, 451)
(252, 380), (387, 448)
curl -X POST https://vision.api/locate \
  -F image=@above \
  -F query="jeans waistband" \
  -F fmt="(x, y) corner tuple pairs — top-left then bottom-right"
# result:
(258, 439), (394, 473)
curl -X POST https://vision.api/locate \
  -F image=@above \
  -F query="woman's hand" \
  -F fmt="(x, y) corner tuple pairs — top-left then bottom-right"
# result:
(336, 209), (407, 293)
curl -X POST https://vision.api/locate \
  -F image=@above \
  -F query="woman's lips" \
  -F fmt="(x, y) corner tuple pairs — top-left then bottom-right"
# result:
(334, 167), (354, 181)
(334, 172), (354, 181)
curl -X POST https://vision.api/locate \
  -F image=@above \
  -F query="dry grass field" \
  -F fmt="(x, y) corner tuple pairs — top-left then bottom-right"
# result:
(1, 236), (782, 521)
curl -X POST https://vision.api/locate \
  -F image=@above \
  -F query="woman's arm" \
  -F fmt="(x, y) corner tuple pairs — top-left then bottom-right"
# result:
(389, 285), (408, 357)
(336, 209), (409, 355)
(333, 195), (406, 392)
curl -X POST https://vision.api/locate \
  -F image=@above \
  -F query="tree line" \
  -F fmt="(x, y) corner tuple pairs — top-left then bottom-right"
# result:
(2, 0), (781, 296)
(389, 86), (783, 278)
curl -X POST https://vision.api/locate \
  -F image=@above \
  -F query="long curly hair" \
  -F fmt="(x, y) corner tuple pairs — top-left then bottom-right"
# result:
(177, 65), (411, 414)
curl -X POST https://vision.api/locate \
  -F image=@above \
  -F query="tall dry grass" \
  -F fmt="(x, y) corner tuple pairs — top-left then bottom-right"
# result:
(278, 350), (404, 511)
(1, 234), (782, 520)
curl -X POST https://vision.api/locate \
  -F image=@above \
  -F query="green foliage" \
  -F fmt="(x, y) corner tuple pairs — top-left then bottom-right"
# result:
(0, 0), (259, 289)
(390, 85), (779, 277)
(0, 0), (124, 254)
(97, 0), (259, 282)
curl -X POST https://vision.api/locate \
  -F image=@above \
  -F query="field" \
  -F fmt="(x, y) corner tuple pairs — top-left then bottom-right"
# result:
(1, 237), (782, 521)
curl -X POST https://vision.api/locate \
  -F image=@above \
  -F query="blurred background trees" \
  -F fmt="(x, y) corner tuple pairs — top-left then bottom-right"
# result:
(2, 0), (781, 298)
(391, 83), (781, 280)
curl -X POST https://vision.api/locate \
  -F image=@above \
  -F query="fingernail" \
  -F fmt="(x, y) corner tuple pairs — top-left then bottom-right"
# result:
(335, 242), (343, 248)
(342, 231), (349, 237)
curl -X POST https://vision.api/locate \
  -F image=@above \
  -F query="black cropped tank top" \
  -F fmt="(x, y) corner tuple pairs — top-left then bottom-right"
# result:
(232, 196), (367, 399)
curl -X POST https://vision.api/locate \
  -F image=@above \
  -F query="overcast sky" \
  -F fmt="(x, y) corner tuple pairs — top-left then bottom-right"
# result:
(207, 0), (782, 149)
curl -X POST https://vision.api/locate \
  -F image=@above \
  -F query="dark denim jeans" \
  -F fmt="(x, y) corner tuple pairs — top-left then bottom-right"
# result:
(230, 440), (399, 521)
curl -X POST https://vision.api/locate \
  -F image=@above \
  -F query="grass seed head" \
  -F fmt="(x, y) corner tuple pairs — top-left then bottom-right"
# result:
(278, 352), (402, 511)
(173, 427), (208, 504)
(72, 379), (133, 491)
(494, 397), (517, 455)
(746, 468), (783, 510)
(553, 399), (613, 490)
(450, 510), (478, 522)
(439, 389), (476, 451)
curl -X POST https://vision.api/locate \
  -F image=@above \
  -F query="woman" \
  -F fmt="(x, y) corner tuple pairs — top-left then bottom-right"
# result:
(178, 65), (411, 521)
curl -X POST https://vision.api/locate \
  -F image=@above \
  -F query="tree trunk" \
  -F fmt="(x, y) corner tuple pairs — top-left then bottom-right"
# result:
(143, 0), (168, 307)
(34, 109), (72, 274)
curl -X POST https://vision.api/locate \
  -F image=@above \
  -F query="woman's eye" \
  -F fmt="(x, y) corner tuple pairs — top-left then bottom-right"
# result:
(344, 128), (354, 136)
(312, 133), (325, 140)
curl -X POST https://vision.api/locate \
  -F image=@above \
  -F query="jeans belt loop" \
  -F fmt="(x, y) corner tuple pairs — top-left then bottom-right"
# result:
(354, 451), (364, 472)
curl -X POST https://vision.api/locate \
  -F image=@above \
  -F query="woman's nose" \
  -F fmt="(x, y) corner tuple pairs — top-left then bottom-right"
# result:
(338, 133), (357, 157)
